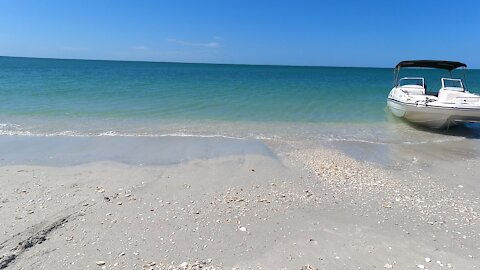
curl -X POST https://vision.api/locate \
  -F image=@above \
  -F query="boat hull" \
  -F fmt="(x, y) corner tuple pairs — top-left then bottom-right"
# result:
(387, 99), (480, 128)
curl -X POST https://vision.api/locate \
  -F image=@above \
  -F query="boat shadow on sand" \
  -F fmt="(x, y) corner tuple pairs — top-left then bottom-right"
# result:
(403, 119), (480, 139)
(384, 108), (480, 139)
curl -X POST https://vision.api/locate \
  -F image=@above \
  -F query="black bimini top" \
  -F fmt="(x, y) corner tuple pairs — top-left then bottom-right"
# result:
(396, 60), (467, 71)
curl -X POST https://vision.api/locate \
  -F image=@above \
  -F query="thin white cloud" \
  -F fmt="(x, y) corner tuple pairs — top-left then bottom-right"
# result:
(132, 45), (149, 51)
(167, 38), (220, 48)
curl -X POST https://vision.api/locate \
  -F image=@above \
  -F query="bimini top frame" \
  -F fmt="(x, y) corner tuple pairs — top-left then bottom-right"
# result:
(393, 60), (468, 88)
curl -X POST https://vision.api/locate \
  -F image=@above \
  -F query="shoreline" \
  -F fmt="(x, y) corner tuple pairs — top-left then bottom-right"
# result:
(0, 136), (275, 167)
(0, 135), (478, 269)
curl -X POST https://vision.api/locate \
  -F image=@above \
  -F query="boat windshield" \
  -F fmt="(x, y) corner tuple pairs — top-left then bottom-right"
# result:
(399, 77), (424, 87)
(442, 78), (464, 89)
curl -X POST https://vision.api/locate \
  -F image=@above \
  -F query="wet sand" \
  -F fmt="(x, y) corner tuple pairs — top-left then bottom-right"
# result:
(0, 135), (479, 269)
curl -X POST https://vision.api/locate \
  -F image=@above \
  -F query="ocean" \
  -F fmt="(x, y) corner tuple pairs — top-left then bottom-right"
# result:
(2, 56), (480, 157)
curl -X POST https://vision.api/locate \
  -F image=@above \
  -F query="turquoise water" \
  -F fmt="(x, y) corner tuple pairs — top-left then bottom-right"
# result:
(1, 56), (480, 140)
(0, 57), (392, 122)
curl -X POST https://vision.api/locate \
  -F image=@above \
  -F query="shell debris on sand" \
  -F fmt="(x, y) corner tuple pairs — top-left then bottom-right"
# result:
(286, 144), (479, 269)
(152, 259), (216, 270)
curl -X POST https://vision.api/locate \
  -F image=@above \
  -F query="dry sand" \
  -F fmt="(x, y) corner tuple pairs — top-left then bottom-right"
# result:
(0, 136), (479, 269)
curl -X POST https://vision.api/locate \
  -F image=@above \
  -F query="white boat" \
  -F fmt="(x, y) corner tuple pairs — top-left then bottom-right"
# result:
(387, 60), (480, 128)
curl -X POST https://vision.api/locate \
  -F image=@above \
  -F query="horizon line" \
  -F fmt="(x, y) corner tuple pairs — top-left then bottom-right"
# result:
(2, 55), (477, 70)
(0, 55), (394, 69)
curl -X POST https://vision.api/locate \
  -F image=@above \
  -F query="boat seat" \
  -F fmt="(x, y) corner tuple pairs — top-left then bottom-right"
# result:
(438, 88), (465, 102)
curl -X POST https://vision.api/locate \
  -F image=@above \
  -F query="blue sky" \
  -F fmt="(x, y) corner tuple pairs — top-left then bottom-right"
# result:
(0, 0), (479, 67)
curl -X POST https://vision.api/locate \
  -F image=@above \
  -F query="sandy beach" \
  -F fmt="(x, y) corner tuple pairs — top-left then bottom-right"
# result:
(3, 0), (480, 268)
(0, 135), (478, 269)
